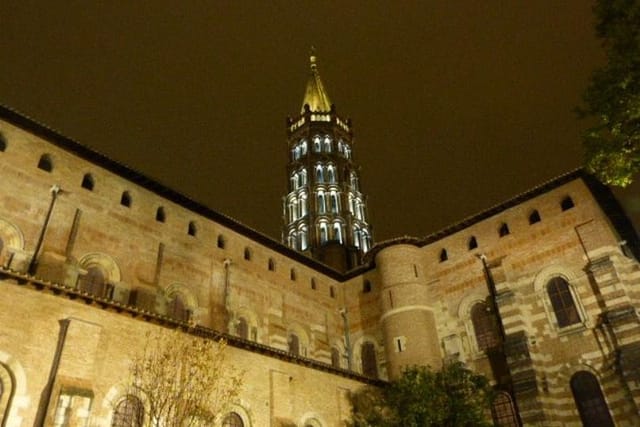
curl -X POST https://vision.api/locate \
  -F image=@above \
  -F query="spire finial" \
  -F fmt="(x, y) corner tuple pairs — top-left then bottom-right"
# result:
(301, 47), (331, 113)
(310, 46), (317, 70)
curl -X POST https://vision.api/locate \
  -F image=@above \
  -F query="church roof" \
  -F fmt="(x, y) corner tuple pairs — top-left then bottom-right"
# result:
(301, 51), (332, 113)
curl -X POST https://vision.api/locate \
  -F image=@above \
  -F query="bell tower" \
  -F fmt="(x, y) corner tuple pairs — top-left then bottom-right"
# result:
(283, 51), (373, 271)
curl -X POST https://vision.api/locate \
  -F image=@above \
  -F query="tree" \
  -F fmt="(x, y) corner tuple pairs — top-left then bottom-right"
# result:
(580, 0), (640, 186)
(348, 362), (495, 427)
(122, 327), (243, 427)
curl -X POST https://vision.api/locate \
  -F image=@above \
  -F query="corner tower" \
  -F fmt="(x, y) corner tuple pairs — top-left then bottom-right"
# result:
(283, 52), (373, 271)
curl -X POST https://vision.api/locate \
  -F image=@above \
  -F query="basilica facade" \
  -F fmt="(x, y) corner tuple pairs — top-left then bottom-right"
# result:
(0, 56), (639, 426)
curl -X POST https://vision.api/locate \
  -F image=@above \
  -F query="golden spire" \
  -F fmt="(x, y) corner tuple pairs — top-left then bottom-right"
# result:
(301, 48), (332, 113)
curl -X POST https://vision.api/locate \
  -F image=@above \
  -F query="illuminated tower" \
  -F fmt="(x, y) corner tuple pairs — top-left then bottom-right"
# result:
(283, 52), (373, 271)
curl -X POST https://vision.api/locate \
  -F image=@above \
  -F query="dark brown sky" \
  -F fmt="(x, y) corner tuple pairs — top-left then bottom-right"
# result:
(4, 1), (633, 242)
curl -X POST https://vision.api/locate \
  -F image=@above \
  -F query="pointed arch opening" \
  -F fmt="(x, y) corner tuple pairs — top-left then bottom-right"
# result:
(361, 341), (378, 378)
(561, 196), (575, 211)
(81, 173), (95, 191)
(112, 395), (144, 427)
(547, 277), (581, 328)
(491, 391), (519, 427)
(468, 236), (478, 250)
(222, 412), (244, 427)
(120, 191), (132, 208)
(570, 371), (614, 427)
(155, 207), (166, 223)
(471, 302), (500, 351)
(38, 153), (53, 172)
(529, 209), (541, 224)
(187, 221), (197, 237)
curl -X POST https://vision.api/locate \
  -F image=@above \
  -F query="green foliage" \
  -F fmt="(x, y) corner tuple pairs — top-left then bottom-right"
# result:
(580, 0), (640, 186)
(348, 362), (495, 427)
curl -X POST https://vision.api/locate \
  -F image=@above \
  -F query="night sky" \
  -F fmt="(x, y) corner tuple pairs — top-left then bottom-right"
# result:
(2, 2), (637, 242)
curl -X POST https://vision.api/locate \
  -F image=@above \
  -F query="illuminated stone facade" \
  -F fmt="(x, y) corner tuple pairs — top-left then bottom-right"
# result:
(282, 54), (372, 271)
(0, 60), (639, 426)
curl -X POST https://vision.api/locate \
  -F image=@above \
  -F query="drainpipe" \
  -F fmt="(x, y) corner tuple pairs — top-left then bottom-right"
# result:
(340, 308), (352, 370)
(28, 185), (61, 275)
(34, 318), (70, 427)
(478, 254), (524, 426)
(223, 258), (232, 331)
(478, 254), (506, 340)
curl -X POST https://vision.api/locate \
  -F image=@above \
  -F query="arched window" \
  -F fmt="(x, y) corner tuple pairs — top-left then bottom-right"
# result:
(222, 412), (244, 427)
(498, 223), (510, 237)
(290, 268), (296, 281)
(337, 140), (343, 154)
(288, 230), (296, 247)
(561, 196), (575, 211)
(38, 154), (53, 172)
(291, 146), (300, 161)
(300, 168), (307, 186)
(471, 302), (500, 351)
(217, 235), (226, 249)
(468, 236), (478, 250)
(288, 333), (300, 356)
(299, 192), (308, 217)
(299, 225), (308, 250)
(268, 258), (275, 271)
(547, 277), (581, 327)
(315, 164), (324, 183)
(78, 266), (108, 297)
(291, 172), (299, 190)
(350, 171), (358, 190)
(81, 174), (94, 191)
(310, 278), (317, 290)
(304, 419), (322, 427)
(0, 363), (13, 421)
(120, 191), (132, 207)
(333, 221), (343, 243)
(327, 165), (336, 183)
(112, 395), (144, 427)
(300, 139), (308, 155)
(363, 280), (372, 293)
(236, 317), (249, 340)
(353, 226), (361, 248)
(355, 200), (365, 221)
(570, 371), (614, 427)
(330, 191), (340, 213)
(156, 207), (165, 223)
(439, 249), (448, 262)
(168, 293), (191, 322)
(187, 221), (197, 236)
(244, 248), (251, 260)
(323, 136), (332, 152)
(0, 133), (6, 152)
(529, 210), (541, 224)
(361, 230), (371, 253)
(361, 342), (378, 378)
(319, 222), (328, 244)
(317, 191), (326, 214)
(344, 145), (351, 159)
(288, 198), (298, 221)
(313, 136), (321, 152)
(331, 347), (341, 368)
(491, 392), (519, 427)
